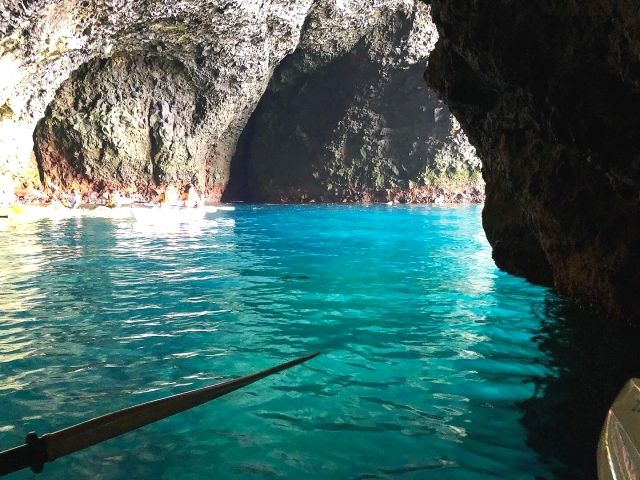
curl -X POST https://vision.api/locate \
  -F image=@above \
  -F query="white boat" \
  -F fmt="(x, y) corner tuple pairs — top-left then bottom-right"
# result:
(3, 204), (133, 221)
(597, 378), (640, 479)
(130, 205), (208, 222)
(212, 205), (236, 212)
(78, 206), (135, 219)
(2, 203), (233, 222)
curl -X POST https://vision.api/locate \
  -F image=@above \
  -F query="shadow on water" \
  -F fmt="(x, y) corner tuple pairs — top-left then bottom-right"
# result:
(520, 298), (640, 479)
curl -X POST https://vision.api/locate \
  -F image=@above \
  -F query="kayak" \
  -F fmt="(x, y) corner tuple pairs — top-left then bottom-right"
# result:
(2, 204), (133, 220)
(597, 378), (640, 480)
(130, 205), (208, 222)
(1, 204), (234, 222)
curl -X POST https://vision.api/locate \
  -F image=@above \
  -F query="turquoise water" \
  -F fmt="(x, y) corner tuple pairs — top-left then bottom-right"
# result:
(0, 205), (638, 479)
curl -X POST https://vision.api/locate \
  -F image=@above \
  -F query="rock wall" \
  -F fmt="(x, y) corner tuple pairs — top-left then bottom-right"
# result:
(426, 0), (640, 323)
(1, 0), (316, 197)
(35, 55), (211, 193)
(225, 0), (482, 203)
(3, 0), (481, 202)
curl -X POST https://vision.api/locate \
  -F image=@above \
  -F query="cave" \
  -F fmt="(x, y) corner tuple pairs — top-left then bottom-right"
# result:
(29, 1), (483, 206)
(223, 23), (483, 203)
(1, 0), (640, 478)
(20, 0), (640, 324)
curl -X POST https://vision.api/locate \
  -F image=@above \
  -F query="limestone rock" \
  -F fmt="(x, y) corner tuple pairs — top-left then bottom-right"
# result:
(3, 0), (481, 203)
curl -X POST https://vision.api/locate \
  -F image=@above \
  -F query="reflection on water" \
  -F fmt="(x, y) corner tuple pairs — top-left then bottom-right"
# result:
(520, 299), (640, 479)
(0, 221), (45, 317)
(0, 205), (635, 479)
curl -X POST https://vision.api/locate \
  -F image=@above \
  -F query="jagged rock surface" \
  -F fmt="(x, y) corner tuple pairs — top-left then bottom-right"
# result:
(2, 0), (481, 201)
(426, 0), (640, 323)
(226, 1), (482, 203)
(2, 0), (316, 196)
(35, 56), (212, 192)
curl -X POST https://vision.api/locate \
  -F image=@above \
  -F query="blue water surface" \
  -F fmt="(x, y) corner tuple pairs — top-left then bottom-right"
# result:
(0, 205), (637, 479)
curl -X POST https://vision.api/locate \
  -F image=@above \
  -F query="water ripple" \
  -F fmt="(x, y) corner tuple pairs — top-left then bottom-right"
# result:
(0, 206), (602, 479)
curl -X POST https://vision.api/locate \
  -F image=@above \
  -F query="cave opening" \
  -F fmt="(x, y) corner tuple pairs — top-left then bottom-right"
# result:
(3, 1), (640, 479)
(222, 108), (256, 202)
(223, 31), (483, 204)
(26, 1), (484, 208)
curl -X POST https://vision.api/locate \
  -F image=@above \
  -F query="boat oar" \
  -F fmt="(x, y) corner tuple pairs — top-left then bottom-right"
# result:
(0, 352), (319, 477)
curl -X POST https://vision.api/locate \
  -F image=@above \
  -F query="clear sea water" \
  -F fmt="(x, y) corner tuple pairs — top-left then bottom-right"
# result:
(1, 205), (639, 479)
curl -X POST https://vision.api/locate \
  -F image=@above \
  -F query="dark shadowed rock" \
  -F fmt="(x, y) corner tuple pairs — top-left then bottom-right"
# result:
(426, 0), (640, 323)
(226, 1), (483, 203)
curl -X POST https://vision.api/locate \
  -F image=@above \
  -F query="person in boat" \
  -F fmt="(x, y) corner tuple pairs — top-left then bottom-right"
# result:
(62, 189), (82, 209)
(105, 188), (118, 208)
(105, 188), (131, 208)
(159, 184), (180, 207)
(181, 184), (202, 208)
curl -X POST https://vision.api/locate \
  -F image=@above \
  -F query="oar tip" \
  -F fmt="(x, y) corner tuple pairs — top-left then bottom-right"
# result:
(279, 351), (320, 370)
(296, 352), (321, 364)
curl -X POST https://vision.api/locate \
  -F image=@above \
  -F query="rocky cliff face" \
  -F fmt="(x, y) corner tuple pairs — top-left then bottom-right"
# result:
(1, 0), (316, 196)
(225, 0), (482, 203)
(2, 0), (481, 201)
(426, 0), (640, 323)
(35, 55), (213, 193)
